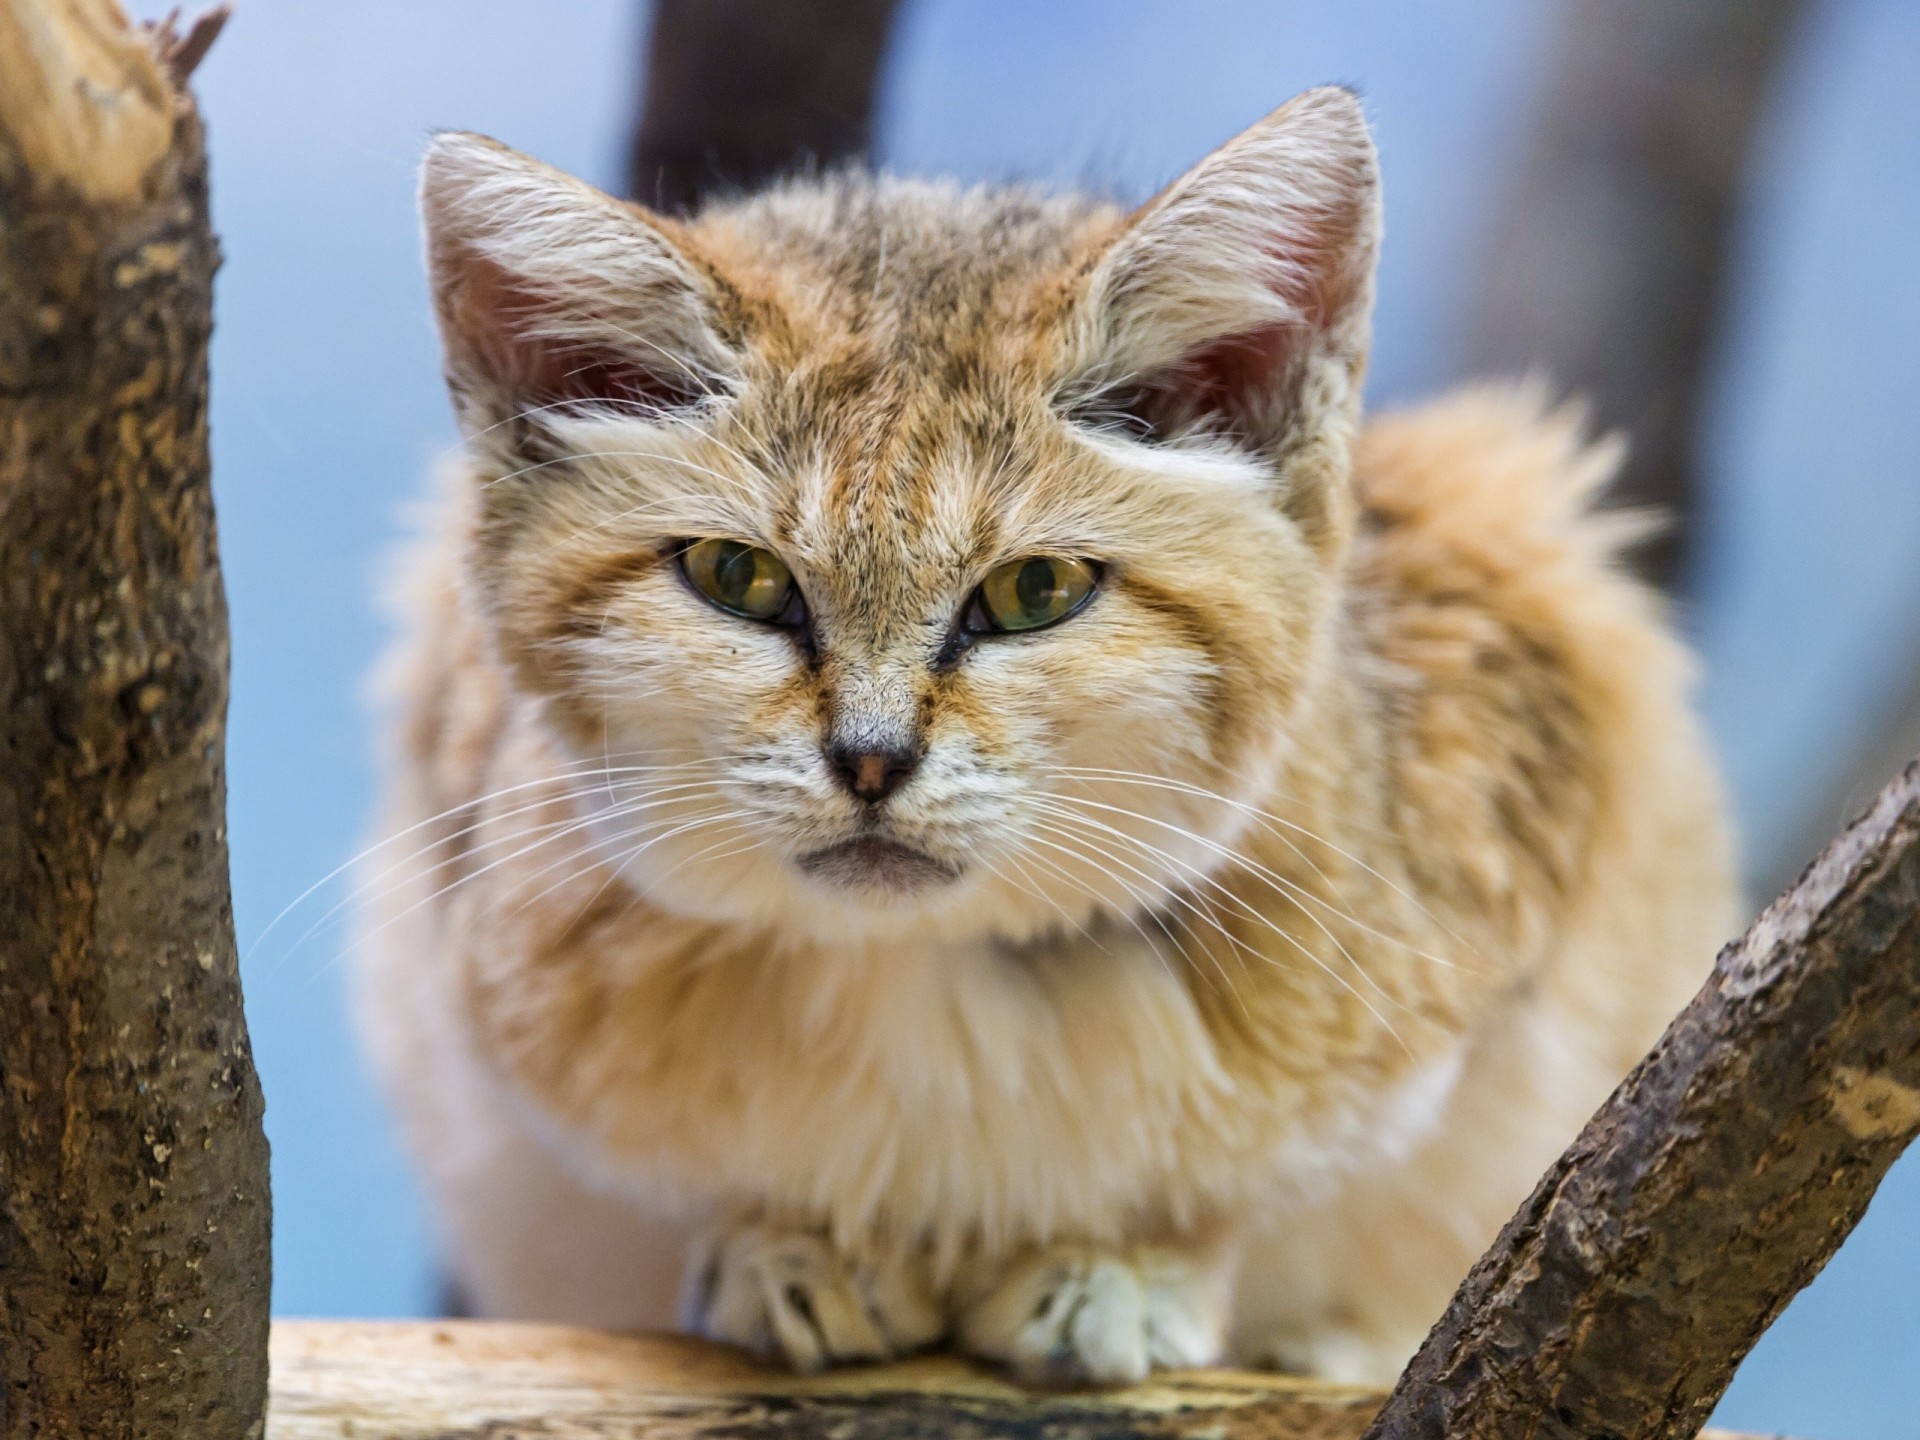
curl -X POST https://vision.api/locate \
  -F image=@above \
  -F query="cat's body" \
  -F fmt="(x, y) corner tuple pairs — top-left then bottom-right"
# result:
(358, 91), (1735, 1385)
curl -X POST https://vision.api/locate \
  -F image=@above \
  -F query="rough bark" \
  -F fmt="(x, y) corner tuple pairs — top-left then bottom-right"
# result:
(0, 4), (268, 1439)
(1464, 0), (1805, 589)
(1361, 755), (1920, 1440)
(266, 1322), (1770, 1440)
(626, 0), (902, 213)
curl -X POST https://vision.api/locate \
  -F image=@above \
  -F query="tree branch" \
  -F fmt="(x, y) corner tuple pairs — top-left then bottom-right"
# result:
(626, 0), (901, 213)
(1362, 755), (1920, 1440)
(0, 2), (268, 1437)
(1463, 0), (1805, 589)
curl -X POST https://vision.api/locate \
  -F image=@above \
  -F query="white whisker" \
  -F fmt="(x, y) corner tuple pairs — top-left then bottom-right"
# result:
(1027, 809), (1413, 1056)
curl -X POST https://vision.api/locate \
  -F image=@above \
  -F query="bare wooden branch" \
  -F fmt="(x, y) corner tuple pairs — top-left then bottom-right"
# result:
(263, 1322), (1769, 1440)
(0, 2), (268, 1437)
(149, 2), (231, 86)
(1361, 755), (1920, 1440)
(1464, 0), (1805, 588)
(626, 0), (901, 213)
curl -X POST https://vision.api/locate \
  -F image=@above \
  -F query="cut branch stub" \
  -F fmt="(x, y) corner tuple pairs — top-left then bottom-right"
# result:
(0, 2), (268, 1438)
(1362, 756), (1920, 1440)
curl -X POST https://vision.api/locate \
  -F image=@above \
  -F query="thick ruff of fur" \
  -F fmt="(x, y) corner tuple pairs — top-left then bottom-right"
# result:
(357, 89), (1736, 1385)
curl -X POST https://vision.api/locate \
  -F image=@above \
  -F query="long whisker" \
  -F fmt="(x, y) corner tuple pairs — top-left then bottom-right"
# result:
(1031, 792), (1423, 1005)
(331, 771), (726, 916)
(979, 845), (1114, 959)
(321, 791), (740, 980)
(605, 822), (771, 933)
(1044, 764), (1481, 962)
(408, 781), (733, 918)
(501, 805), (751, 923)
(1040, 768), (1474, 971)
(287, 777), (732, 970)
(1019, 821), (1247, 1010)
(1028, 799), (1410, 1021)
(1027, 809), (1412, 1055)
(248, 754), (732, 958)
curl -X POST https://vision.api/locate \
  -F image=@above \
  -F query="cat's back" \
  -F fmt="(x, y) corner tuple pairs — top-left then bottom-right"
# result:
(1347, 384), (1736, 1063)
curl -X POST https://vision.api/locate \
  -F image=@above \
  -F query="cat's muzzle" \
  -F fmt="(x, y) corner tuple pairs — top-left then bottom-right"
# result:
(795, 835), (963, 895)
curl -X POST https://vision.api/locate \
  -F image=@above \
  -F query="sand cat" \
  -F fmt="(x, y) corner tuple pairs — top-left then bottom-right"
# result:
(357, 87), (1735, 1385)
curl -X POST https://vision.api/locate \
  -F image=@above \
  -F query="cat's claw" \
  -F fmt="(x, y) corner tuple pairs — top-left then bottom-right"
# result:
(958, 1245), (1226, 1386)
(683, 1224), (943, 1372)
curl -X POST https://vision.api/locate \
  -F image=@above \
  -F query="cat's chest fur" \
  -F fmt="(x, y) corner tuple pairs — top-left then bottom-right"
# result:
(452, 850), (1460, 1251)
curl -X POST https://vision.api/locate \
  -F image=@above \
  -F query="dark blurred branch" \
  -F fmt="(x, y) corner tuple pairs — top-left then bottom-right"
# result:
(1362, 755), (1920, 1440)
(627, 0), (902, 213)
(1465, 0), (1806, 589)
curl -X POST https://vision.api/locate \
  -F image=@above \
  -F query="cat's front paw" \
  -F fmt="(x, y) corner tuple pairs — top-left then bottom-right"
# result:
(957, 1244), (1228, 1386)
(1241, 1324), (1421, 1387)
(681, 1223), (943, 1372)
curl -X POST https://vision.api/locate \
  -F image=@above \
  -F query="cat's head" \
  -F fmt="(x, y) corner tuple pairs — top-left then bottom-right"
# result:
(419, 88), (1379, 947)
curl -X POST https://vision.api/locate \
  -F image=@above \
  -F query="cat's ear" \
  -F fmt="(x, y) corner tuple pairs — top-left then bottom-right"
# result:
(419, 132), (740, 446)
(1071, 87), (1379, 475)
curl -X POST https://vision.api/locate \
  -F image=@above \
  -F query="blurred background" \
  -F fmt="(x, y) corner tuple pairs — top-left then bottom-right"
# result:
(124, 1), (1917, 1435)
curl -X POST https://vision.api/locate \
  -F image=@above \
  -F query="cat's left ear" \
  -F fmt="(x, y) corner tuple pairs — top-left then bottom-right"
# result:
(1069, 87), (1380, 543)
(419, 132), (741, 451)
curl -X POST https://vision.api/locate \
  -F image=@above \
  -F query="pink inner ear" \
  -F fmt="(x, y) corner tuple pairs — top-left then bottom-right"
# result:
(449, 251), (703, 416)
(1091, 321), (1301, 445)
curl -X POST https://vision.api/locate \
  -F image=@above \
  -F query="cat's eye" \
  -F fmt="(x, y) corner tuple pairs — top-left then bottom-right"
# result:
(679, 538), (802, 624)
(971, 556), (1100, 634)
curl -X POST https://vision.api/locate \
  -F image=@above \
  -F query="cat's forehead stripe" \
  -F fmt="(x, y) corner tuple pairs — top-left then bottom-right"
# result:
(697, 173), (1118, 348)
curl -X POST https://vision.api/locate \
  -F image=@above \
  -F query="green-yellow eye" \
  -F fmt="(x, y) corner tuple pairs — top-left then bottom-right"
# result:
(679, 538), (799, 623)
(974, 556), (1100, 634)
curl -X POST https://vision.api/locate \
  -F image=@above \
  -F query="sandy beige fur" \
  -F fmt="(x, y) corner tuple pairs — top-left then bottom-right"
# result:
(356, 89), (1736, 1385)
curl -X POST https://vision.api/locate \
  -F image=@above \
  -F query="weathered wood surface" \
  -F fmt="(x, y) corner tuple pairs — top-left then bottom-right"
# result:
(266, 1323), (1771, 1440)
(0, 2), (267, 1438)
(1363, 757), (1920, 1440)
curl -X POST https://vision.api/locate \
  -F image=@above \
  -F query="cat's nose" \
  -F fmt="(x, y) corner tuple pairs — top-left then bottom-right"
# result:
(827, 742), (921, 804)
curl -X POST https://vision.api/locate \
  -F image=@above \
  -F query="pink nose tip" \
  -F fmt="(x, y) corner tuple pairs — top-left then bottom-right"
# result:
(827, 743), (921, 804)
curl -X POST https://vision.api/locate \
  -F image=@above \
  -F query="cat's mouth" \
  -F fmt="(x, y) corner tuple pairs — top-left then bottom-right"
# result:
(794, 836), (964, 895)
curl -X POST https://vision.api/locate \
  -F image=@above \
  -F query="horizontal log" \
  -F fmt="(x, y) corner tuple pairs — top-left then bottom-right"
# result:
(264, 1322), (1767, 1440)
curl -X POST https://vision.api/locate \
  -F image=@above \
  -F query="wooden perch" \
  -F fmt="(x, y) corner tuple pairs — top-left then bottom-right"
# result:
(1362, 756), (1920, 1440)
(262, 1322), (1767, 1440)
(0, 3), (267, 1438)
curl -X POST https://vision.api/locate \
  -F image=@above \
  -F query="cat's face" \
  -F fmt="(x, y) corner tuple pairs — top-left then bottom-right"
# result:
(421, 90), (1380, 946)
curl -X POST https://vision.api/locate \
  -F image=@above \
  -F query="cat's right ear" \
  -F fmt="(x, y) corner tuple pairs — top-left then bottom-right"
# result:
(419, 133), (740, 448)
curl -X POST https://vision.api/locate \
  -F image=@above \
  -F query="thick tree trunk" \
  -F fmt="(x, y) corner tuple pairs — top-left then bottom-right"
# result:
(1464, 0), (1805, 589)
(627, 0), (902, 213)
(0, 4), (268, 1439)
(1361, 755), (1920, 1440)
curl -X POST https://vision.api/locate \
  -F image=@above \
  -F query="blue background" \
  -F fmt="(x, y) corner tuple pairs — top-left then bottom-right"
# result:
(129, 2), (1920, 1435)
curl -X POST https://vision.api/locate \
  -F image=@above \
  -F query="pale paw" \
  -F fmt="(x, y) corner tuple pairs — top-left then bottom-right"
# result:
(681, 1224), (943, 1372)
(958, 1245), (1227, 1386)
(1241, 1324), (1419, 1387)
